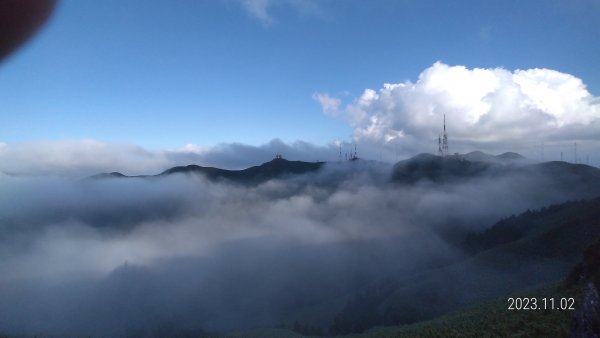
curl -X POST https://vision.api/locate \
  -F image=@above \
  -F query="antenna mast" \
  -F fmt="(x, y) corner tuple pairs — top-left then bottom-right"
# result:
(347, 143), (358, 161)
(441, 114), (449, 157)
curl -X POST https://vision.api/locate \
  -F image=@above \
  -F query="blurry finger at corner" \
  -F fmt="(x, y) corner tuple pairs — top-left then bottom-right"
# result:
(0, 0), (57, 62)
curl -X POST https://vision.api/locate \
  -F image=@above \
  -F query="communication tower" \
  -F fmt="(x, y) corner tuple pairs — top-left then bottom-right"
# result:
(438, 114), (449, 157)
(349, 143), (358, 161)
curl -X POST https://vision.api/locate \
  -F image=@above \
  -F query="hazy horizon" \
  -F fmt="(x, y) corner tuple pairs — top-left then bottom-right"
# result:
(1, 1), (600, 173)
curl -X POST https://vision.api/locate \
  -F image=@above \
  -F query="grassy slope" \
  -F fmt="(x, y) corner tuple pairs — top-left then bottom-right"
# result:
(354, 284), (578, 338)
(362, 197), (600, 329)
(338, 198), (600, 337)
(226, 198), (599, 337)
(226, 328), (306, 337)
(222, 285), (578, 338)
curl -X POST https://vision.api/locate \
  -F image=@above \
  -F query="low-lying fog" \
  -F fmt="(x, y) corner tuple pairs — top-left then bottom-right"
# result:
(0, 160), (597, 337)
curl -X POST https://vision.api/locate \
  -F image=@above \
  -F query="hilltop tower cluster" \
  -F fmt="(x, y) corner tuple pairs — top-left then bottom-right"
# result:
(339, 143), (359, 161)
(438, 114), (449, 157)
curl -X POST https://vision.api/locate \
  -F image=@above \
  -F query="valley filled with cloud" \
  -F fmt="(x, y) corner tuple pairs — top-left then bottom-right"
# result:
(1, 153), (599, 336)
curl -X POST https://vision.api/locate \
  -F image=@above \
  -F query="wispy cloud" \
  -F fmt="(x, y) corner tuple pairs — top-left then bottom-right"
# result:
(241, 0), (274, 24)
(478, 26), (492, 41)
(312, 92), (341, 117)
(238, 0), (323, 25)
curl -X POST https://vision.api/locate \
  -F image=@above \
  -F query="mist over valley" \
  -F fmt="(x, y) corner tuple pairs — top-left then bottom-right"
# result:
(1, 152), (600, 336)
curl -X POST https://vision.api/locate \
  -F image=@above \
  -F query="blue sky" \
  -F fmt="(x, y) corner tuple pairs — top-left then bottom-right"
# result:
(1, 0), (600, 172)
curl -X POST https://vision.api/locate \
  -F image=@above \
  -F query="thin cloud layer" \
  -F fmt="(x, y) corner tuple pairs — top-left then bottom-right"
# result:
(312, 92), (341, 117)
(241, 0), (273, 24)
(238, 0), (323, 24)
(315, 62), (600, 159)
(0, 139), (341, 177)
(0, 139), (173, 177)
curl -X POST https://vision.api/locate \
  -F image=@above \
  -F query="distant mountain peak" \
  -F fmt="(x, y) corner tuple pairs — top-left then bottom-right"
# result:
(496, 152), (525, 159)
(86, 172), (127, 180)
(392, 153), (491, 184)
(460, 150), (531, 165)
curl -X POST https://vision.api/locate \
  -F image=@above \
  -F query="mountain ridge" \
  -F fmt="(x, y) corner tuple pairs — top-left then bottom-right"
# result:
(87, 157), (326, 184)
(86, 152), (600, 187)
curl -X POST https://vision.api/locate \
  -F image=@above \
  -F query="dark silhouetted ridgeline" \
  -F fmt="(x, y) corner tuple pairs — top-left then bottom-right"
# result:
(87, 157), (325, 184)
(160, 158), (325, 184)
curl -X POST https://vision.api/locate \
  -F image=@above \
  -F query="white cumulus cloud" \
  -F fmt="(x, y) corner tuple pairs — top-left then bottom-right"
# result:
(318, 62), (600, 158)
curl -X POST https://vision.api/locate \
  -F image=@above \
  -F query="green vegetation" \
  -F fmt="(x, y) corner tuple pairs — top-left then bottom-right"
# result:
(329, 197), (600, 335)
(226, 328), (306, 337)
(161, 158), (325, 184)
(352, 285), (577, 338)
(461, 200), (582, 255)
(391, 154), (493, 184)
(223, 285), (579, 338)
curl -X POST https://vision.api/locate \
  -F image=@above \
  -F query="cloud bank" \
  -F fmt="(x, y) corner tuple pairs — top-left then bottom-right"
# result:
(2, 156), (600, 336)
(315, 62), (600, 161)
(0, 139), (342, 177)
